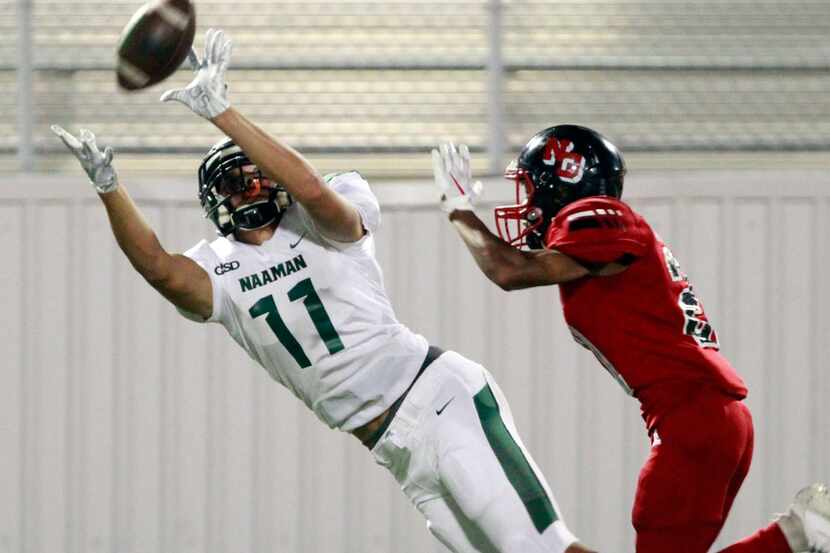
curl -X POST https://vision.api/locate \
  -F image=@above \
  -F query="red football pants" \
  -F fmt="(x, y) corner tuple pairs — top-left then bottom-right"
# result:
(632, 390), (756, 552)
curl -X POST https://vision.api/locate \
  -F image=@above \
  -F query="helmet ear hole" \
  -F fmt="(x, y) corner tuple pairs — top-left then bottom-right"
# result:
(217, 205), (232, 227)
(275, 190), (293, 210)
(526, 207), (544, 223)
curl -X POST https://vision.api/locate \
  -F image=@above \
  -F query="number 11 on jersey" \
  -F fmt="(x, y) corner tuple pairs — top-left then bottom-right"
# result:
(249, 278), (345, 368)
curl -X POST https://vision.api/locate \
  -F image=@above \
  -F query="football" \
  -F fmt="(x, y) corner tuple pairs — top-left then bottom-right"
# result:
(116, 0), (196, 91)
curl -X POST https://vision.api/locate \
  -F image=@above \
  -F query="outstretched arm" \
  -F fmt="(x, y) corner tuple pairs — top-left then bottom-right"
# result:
(448, 210), (589, 290)
(51, 126), (213, 319)
(432, 142), (589, 290)
(160, 29), (363, 244)
(211, 108), (364, 243)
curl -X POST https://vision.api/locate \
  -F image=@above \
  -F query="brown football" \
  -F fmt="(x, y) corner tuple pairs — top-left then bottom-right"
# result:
(116, 0), (196, 91)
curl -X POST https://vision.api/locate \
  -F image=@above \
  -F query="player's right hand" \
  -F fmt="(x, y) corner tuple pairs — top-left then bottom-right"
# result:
(431, 142), (483, 213)
(51, 125), (119, 194)
(160, 28), (232, 120)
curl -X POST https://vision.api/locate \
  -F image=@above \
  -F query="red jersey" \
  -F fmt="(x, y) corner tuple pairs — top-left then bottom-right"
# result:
(545, 197), (747, 430)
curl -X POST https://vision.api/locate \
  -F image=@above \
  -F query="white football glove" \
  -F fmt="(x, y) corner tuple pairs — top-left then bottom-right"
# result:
(51, 125), (118, 194)
(431, 142), (483, 213)
(160, 28), (232, 119)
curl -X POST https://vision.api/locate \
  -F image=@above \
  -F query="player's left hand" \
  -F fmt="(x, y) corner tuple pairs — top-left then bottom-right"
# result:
(431, 142), (483, 213)
(160, 28), (232, 120)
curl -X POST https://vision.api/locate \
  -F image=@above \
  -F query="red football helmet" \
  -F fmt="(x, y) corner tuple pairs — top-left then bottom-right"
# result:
(495, 125), (626, 249)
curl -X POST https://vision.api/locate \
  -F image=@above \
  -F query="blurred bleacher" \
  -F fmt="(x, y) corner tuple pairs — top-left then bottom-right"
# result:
(2, 0), (829, 178)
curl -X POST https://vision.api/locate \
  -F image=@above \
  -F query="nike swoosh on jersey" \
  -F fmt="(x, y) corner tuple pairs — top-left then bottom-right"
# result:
(436, 397), (455, 416)
(290, 231), (307, 249)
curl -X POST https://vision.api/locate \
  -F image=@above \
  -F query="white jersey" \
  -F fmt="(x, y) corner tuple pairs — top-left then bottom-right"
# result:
(179, 171), (429, 431)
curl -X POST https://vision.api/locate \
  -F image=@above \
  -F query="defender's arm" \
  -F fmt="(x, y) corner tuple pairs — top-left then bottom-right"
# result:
(433, 142), (628, 290)
(448, 210), (590, 290)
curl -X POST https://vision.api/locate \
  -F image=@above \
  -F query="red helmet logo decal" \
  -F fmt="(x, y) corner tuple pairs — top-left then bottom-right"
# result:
(542, 138), (586, 184)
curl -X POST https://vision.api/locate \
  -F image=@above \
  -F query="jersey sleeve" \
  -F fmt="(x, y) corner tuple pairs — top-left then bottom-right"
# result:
(176, 239), (230, 324)
(544, 198), (651, 265)
(327, 171), (380, 234)
(302, 171), (381, 250)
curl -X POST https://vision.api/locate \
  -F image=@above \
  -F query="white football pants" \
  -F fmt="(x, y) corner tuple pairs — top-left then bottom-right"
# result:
(371, 351), (579, 553)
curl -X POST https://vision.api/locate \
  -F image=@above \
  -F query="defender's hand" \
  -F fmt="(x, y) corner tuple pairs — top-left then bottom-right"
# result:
(431, 142), (483, 213)
(51, 125), (118, 194)
(160, 28), (232, 120)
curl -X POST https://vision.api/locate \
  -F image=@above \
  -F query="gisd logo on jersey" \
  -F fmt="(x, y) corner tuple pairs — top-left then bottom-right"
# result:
(542, 138), (586, 184)
(214, 261), (241, 275)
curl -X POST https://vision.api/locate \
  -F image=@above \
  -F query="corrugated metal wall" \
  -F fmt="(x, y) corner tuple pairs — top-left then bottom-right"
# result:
(1, 170), (828, 552)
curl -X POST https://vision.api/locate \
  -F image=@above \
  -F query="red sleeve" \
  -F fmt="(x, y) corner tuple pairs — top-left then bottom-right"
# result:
(544, 197), (651, 264)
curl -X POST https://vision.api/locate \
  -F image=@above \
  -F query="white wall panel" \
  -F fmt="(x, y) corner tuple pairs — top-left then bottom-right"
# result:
(716, 199), (769, 546)
(167, 294), (209, 552)
(30, 203), (71, 553)
(257, 374), (302, 553)
(0, 203), (23, 553)
(204, 332), (228, 553)
(775, 201), (814, 499)
(120, 204), (164, 553)
(815, 199), (830, 481)
(1, 171), (829, 553)
(77, 202), (116, 553)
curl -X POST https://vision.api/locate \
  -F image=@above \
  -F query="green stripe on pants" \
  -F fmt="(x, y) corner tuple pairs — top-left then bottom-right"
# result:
(474, 383), (557, 533)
